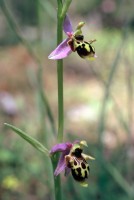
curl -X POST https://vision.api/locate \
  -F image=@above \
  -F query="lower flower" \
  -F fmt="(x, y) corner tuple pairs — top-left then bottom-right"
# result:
(50, 140), (95, 187)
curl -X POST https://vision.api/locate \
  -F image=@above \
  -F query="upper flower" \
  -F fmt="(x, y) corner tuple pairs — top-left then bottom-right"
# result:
(50, 140), (95, 187)
(48, 15), (97, 60)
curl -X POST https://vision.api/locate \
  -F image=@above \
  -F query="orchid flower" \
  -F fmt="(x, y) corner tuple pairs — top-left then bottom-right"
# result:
(48, 16), (97, 60)
(50, 140), (95, 187)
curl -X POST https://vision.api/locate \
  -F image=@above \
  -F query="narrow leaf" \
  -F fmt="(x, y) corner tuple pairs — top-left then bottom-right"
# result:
(4, 123), (49, 156)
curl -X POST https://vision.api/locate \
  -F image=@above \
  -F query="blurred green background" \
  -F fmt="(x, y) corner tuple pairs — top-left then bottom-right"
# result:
(0, 0), (134, 200)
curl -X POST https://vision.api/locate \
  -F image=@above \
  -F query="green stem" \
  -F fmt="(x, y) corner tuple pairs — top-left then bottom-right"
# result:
(56, 0), (72, 143)
(53, 1), (63, 200)
(52, 154), (62, 200)
(57, 58), (64, 143)
(57, 0), (64, 143)
(53, 1), (72, 199)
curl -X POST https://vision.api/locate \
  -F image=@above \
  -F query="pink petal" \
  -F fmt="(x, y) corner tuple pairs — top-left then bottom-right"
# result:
(48, 38), (72, 60)
(50, 142), (72, 154)
(63, 15), (73, 34)
(54, 152), (68, 176)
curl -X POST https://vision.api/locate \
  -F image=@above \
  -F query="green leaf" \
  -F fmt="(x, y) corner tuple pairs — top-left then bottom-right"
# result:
(4, 123), (49, 156)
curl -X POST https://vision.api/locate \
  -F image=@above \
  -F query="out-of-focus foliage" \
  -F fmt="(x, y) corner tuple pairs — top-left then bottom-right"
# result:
(0, 0), (134, 45)
(0, 0), (134, 200)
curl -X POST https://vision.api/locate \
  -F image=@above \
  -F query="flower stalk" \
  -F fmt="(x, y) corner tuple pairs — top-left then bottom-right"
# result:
(54, 0), (63, 198)
(53, 1), (72, 200)
(57, 0), (64, 144)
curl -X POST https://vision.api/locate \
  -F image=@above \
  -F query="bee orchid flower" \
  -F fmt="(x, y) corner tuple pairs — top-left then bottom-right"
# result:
(50, 140), (95, 187)
(48, 16), (97, 60)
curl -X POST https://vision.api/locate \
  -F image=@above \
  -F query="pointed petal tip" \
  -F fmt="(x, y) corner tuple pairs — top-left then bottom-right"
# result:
(48, 56), (52, 59)
(89, 156), (95, 160)
(77, 22), (85, 29)
(86, 56), (96, 61)
(80, 140), (88, 147)
(54, 170), (59, 176)
(48, 56), (62, 60)
(82, 153), (95, 160)
(48, 55), (58, 60)
(79, 182), (88, 187)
